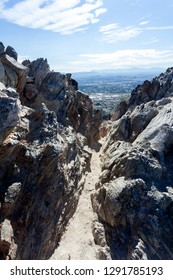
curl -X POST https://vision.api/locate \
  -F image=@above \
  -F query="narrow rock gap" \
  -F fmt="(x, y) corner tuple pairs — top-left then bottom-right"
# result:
(49, 144), (102, 260)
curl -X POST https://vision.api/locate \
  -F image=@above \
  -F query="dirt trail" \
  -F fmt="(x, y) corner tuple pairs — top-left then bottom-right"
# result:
(49, 146), (102, 260)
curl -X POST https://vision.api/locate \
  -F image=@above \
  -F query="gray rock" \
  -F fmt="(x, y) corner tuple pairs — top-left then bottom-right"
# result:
(0, 60), (5, 84)
(128, 68), (173, 110)
(24, 83), (38, 100)
(0, 101), (91, 259)
(1, 219), (14, 243)
(92, 67), (173, 260)
(0, 93), (20, 144)
(0, 82), (6, 91)
(6, 46), (18, 60)
(21, 59), (102, 148)
(0, 42), (5, 55)
(1, 54), (28, 93)
(4, 183), (21, 204)
(111, 100), (128, 121)
(23, 58), (50, 88)
(5, 87), (19, 98)
(0, 44), (101, 260)
(3, 64), (18, 89)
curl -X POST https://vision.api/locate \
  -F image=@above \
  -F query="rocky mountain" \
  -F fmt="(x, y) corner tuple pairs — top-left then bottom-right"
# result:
(1, 42), (173, 260)
(92, 67), (173, 259)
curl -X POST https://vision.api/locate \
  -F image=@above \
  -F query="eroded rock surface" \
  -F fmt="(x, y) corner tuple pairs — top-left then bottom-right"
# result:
(91, 68), (173, 260)
(0, 43), (100, 259)
(0, 88), (20, 145)
(22, 58), (102, 148)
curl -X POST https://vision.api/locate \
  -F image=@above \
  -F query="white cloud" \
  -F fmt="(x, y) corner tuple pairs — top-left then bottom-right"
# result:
(142, 37), (159, 45)
(146, 26), (173, 31)
(139, 21), (150, 26)
(99, 23), (141, 43)
(68, 49), (173, 71)
(0, 0), (107, 34)
(95, 8), (107, 17)
(99, 21), (173, 43)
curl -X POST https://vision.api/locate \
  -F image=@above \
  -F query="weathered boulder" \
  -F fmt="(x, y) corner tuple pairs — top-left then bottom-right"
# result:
(1, 54), (28, 93)
(0, 82), (5, 91)
(22, 58), (50, 88)
(111, 100), (128, 121)
(0, 91), (20, 145)
(0, 42), (5, 55)
(5, 46), (18, 61)
(99, 121), (112, 138)
(24, 83), (38, 100)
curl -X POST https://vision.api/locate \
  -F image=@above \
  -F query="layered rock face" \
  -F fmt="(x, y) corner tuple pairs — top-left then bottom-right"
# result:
(0, 43), (99, 259)
(92, 68), (173, 259)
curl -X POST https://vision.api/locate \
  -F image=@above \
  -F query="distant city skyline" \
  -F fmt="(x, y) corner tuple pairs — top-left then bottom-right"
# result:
(0, 0), (173, 73)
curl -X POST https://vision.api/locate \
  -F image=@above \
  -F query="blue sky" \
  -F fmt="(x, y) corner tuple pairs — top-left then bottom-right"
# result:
(0, 0), (173, 73)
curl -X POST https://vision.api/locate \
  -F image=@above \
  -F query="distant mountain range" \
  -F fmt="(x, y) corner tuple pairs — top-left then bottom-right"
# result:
(72, 68), (165, 79)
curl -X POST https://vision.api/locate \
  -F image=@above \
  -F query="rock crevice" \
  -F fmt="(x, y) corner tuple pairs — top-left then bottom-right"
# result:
(1, 42), (173, 260)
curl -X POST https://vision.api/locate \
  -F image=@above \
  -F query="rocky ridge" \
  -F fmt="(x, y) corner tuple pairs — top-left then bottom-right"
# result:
(92, 67), (173, 259)
(0, 43), (100, 259)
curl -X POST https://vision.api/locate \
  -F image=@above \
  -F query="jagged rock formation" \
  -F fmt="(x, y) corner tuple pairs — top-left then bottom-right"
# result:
(22, 58), (102, 147)
(1, 41), (173, 261)
(0, 101), (92, 259)
(91, 67), (173, 260)
(0, 43), (101, 259)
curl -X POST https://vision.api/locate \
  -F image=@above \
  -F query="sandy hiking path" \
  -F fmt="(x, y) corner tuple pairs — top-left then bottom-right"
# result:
(50, 146), (102, 260)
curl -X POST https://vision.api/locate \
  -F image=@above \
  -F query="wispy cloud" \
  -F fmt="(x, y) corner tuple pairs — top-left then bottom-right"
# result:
(69, 49), (173, 71)
(99, 21), (173, 43)
(139, 20), (150, 26)
(0, 0), (107, 34)
(142, 37), (159, 45)
(146, 25), (173, 31)
(99, 23), (141, 43)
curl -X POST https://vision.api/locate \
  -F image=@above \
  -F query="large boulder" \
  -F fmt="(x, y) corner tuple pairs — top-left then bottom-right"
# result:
(5, 46), (18, 61)
(1, 54), (28, 93)
(22, 58), (50, 88)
